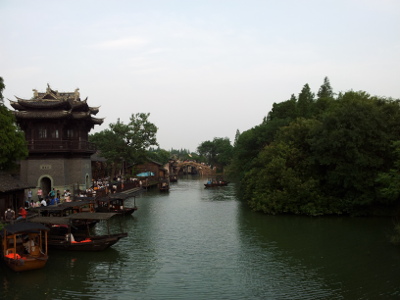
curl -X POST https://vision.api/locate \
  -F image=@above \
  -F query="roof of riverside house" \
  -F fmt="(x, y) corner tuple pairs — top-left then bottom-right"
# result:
(0, 172), (34, 193)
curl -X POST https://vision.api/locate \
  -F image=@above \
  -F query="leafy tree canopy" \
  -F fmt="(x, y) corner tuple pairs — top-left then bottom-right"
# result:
(317, 76), (334, 99)
(197, 137), (233, 171)
(147, 147), (171, 165)
(89, 113), (158, 175)
(229, 77), (400, 216)
(0, 77), (5, 103)
(0, 77), (28, 171)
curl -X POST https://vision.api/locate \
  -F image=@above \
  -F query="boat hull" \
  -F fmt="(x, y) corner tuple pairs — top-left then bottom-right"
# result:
(204, 182), (229, 187)
(48, 233), (128, 251)
(4, 255), (48, 272)
(96, 207), (137, 215)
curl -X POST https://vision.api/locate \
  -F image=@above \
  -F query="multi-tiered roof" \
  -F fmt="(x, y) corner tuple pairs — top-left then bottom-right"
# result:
(10, 84), (103, 127)
(10, 84), (103, 155)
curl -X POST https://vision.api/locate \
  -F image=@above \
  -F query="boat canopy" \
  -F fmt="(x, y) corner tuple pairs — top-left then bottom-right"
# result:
(2, 222), (49, 235)
(31, 212), (118, 225)
(34, 200), (95, 213)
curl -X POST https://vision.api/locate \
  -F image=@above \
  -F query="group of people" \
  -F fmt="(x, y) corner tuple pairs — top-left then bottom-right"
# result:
(30, 187), (61, 207)
(3, 178), (137, 223)
(4, 207), (28, 222)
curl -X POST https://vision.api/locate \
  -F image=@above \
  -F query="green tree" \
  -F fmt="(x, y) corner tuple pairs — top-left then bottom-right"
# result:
(0, 77), (5, 103)
(0, 77), (28, 171)
(197, 137), (233, 172)
(90, 113), (158, 176)
(126, 113), (158, 157)
(314, 77), (335, 114)
(297, 83), (314, 118)
(234, 129), (240, 147)
(376, 141), (400, 204)
(169, 148), (200, 161)
(147, 147), (171, 165)
(235, 79), (400, 216)
(310, 91), (399, 213)
(228, 121), (268, 180)
(89, 127), (128, 177)
(317, 76), (333, 99)
(242, 118), (330, 216)
(267, 94), (297, 121)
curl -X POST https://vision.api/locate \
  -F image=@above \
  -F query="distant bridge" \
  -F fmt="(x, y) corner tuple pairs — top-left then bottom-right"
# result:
(176, 161), (214, 176)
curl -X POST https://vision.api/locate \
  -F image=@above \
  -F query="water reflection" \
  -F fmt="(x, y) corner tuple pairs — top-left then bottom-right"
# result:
(237, 202), (400, 299)
(202, 185), (237, 202)
(0, 247), (124, 299)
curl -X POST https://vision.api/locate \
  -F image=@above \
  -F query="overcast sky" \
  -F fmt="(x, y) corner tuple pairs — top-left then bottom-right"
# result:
(1, 0), (399, 151)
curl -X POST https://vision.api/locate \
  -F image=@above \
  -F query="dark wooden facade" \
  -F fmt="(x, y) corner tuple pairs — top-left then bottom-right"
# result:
(0, 173), (33, 221)
(129, 159), (168, 188)
(10, 84), (103, 197)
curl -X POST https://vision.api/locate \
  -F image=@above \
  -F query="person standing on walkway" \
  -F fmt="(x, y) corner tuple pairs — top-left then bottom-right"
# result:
(49, 188), (55, 199)
(27, 189), (32, 201)
(37, 188), (43, 201)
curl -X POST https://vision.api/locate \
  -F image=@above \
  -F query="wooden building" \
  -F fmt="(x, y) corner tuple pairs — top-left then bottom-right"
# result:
(134, 160), (167, 179)
(10, 84), (103, 197)
(128, 159), (168, 188)
(0, 172), (33, 220)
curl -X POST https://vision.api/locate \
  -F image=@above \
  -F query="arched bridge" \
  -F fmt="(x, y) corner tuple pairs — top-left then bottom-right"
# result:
(176, 161), (214, 176)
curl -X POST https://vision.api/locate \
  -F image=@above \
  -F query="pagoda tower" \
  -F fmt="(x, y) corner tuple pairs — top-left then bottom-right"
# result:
(10, 84), (104, 197)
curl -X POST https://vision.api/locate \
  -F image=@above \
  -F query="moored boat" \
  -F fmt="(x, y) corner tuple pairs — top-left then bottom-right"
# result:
(96, 194), (138, 215)
(33, 200), (98, 228)
(34, 200), (96, 216)
(159, 178), (170, 192)
(31, 212), (127, 251)
(1, 222), (49, 272)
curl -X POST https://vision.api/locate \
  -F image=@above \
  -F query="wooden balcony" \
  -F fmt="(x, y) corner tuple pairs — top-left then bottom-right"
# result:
(27, 140), (97, 154)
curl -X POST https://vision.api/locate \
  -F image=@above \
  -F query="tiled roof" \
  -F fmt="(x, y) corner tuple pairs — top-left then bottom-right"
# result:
(0, 173), (33, 193)
(10, 84), (104, 126)
(14, 110), (70, 119)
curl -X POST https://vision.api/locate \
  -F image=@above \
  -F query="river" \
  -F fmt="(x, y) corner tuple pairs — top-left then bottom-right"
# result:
(1, 177), (400, 299)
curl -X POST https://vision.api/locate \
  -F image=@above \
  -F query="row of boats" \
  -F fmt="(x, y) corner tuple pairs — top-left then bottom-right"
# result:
(2, 180), (230, 272)
(1, 190), (143, 272)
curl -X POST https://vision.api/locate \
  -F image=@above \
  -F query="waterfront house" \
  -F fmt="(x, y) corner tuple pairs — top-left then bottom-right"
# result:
(9, 84), (103, 197)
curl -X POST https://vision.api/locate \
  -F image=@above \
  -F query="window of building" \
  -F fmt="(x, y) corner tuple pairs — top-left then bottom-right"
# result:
(67, 129), (74, 138)
(38, 127), (47, 139)
(51, 129), (59, 139)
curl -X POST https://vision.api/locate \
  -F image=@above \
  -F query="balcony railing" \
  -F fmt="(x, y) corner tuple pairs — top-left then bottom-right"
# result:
(27, 140), (97, 153)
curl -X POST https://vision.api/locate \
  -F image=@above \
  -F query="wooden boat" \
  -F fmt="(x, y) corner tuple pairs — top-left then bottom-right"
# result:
(31, 212), (127, 251)
(34, 200), (96, 216)
(96, 194), (138, 215)
(33, 200), (98, 228)
(159, 178), (170, 192)
(169, 175), (178, 182)
(1, 222), (49, 272)
(204, 179), (229, 188)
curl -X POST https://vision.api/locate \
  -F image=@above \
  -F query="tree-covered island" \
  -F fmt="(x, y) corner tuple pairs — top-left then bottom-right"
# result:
(228, 77), (400, 216)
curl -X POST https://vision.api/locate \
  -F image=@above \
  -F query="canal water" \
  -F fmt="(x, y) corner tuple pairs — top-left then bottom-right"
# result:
(1, 177), (400, 299)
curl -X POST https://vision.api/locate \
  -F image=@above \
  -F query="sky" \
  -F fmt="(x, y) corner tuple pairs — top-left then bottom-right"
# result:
(1, 0), (399, 152)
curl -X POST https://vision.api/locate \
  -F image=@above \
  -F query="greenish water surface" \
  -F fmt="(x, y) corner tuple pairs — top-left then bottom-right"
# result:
(1, 177), (400, 299)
